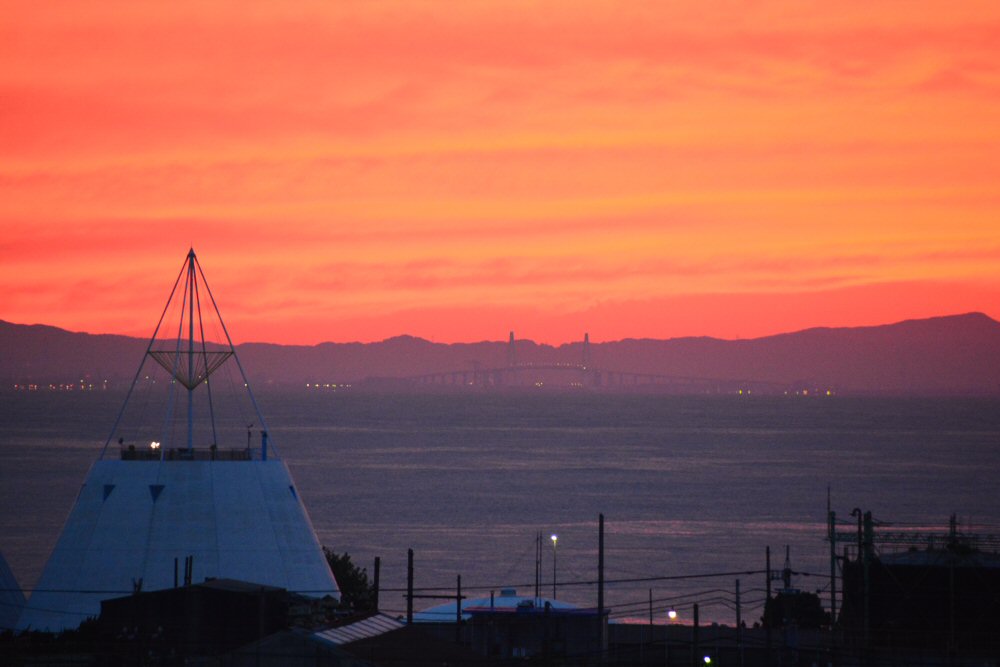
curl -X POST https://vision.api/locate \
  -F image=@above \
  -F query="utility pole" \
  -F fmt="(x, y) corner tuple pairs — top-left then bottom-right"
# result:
(456, 575), (462, 643)
(598, 513), (607, 662)
(829, 509), (837, 619)
(765, 546), (772, 665)
(828, 509), (837, 665)
(373, 556), (380, 612)
(736, 579), (744, 667)
(949, 530), (956, 666)
(863, 511), (872, 664)
(691, 603), (700, 667)
(551, 534), (558, 599)
(406, 548), (414, 624)
(535, 532), (541, 604)
(598, 513), (605, 615)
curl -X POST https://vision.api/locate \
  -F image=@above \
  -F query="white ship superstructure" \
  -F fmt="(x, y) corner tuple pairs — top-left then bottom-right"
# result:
(18, 250), (339, 631)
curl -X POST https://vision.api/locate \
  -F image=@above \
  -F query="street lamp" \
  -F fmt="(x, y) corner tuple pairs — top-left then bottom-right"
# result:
(665, 608), (678, 667)
(551, 534), (558, 599)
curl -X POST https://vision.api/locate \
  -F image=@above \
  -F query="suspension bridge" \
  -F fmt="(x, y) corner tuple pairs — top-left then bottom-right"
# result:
(403, 332), (787, 393)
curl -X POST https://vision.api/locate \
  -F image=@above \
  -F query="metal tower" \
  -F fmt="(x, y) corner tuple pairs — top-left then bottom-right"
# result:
(100, 248), (270, 459)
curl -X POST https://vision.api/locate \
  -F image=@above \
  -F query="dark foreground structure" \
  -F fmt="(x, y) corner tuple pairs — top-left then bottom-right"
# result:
(829, 511), (1000, 666)
(4, 585), (999, 665)
(7, 512), (1000, 665)
(839, 532), (1000, 660)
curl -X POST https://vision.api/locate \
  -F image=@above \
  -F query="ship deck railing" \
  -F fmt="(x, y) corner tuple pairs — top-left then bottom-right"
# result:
(120, 446), (253, 461)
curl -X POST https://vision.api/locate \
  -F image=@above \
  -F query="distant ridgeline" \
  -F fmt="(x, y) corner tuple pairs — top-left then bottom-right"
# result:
(2, 313), (1000, 395)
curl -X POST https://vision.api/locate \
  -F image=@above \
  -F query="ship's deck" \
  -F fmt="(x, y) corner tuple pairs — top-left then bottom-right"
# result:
(120, 446), (252, 461)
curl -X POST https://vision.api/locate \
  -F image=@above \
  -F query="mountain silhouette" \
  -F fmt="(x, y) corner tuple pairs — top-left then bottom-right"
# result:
(2, 313), (999, 395)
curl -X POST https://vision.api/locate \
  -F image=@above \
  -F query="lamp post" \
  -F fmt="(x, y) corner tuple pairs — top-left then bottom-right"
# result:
(666, 608), (677, 667)
(551, 534), (558, 599)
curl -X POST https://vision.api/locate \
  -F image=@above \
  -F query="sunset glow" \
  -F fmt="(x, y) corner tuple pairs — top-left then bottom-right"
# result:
(2, 2), (999, 344)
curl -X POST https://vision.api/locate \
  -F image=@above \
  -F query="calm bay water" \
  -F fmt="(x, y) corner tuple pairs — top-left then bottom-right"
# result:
(2, 390), (999, 624)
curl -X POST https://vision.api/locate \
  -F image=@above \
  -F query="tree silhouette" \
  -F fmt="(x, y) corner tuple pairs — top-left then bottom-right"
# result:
(762, 591), (830, 629)
(323, 548), (376, 612)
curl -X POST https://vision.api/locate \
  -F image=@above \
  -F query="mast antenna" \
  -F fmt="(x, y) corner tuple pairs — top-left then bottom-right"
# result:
(100, 250), (271, 459)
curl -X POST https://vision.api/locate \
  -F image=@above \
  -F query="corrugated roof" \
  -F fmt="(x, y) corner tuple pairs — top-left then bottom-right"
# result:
(313, 613), (406, 645)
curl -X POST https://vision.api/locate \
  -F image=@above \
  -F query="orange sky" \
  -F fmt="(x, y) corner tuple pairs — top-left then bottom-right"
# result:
(2, 2), (999, 345)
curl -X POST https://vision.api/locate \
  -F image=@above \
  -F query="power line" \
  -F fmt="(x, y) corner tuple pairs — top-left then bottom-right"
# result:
(381, 568), (768, 593)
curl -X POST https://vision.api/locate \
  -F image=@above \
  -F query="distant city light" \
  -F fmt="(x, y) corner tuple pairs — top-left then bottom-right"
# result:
(667, 609), (677, 620)
(150, 441), (160, 450)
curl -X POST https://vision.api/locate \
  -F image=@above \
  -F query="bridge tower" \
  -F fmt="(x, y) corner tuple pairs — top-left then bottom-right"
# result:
(507, 331), (517, 368)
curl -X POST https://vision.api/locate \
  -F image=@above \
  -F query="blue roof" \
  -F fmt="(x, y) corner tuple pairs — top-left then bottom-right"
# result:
(413, 589), (578, 623)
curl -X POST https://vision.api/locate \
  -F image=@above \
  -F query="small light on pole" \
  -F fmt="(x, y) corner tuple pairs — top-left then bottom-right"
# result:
(550, 534), (558, 599)
(665, 607), (678, 666)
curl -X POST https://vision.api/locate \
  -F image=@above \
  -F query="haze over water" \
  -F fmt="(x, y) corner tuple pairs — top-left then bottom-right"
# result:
(2, 390), (999, 625)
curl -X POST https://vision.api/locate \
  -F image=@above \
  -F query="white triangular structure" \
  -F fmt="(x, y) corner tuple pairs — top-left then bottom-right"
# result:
(0, 551), (25, 631)
(17, 250), (339, 631)
(18, 459), (338, 631)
